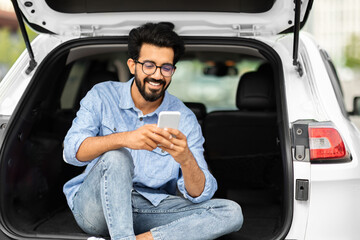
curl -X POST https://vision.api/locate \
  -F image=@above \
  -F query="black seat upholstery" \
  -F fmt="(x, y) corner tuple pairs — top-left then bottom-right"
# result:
(203, 64), (279, 194)
(184, 102), (207, 124)
(204, 64), (278, 158)
(79, 70), (118, 101)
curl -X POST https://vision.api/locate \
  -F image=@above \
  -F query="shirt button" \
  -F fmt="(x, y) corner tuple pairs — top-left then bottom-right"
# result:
(161, 150), (165, 153)
(139, 117), (143, 121)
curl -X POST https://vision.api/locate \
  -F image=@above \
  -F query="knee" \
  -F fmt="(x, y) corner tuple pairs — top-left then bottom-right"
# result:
(100, 148), (134, 175)
(216, 199), (243, 232)
(226, 200), (243, 231)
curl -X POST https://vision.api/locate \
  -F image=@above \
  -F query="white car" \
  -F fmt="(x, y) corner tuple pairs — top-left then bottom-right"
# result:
(1, 0), (360, 239)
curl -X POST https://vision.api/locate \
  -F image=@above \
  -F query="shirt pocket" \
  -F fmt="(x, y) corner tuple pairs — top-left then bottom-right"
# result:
(143, 148), (177, 181)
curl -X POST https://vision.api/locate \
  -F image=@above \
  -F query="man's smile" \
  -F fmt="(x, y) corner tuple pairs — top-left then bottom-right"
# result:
(145, 78), (165, 90)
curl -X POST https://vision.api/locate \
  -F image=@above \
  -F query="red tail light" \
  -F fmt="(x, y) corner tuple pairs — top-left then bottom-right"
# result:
(309, 126), (348, 162)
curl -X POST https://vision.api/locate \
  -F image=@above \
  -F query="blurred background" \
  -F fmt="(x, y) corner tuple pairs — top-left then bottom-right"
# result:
(304, 0), (360, 114)
(1, 0), (360, 112)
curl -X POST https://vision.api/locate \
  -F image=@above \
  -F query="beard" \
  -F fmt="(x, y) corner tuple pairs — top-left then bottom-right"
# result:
(134, 74), (170, 102)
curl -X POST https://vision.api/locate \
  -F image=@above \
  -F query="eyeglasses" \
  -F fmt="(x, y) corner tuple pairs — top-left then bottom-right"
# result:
(134, 60), (176, 77)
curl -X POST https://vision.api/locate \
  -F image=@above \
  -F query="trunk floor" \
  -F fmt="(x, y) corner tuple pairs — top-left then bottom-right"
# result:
(34, 202), (281, 240)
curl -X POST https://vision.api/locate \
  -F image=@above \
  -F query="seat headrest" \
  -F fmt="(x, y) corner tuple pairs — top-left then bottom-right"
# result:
(184, 102), (207, 121)
(236, 65), (275, 111)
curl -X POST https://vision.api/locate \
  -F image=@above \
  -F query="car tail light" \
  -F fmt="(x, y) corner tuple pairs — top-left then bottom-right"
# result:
(309, 125), (350, 163)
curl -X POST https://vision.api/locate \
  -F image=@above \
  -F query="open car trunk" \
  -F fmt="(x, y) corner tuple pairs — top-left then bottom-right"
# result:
(0, 37), (291, 240)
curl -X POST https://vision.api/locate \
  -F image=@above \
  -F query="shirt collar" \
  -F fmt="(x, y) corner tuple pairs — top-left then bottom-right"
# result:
(119, 77), (170, 117)
(118, 78), (136, 110)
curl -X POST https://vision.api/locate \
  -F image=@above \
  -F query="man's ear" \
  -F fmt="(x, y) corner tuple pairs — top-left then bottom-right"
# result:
(127, 58), (135, 75)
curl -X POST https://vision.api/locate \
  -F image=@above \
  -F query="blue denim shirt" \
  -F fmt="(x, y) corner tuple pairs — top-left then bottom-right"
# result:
(63, 78), (217, 209)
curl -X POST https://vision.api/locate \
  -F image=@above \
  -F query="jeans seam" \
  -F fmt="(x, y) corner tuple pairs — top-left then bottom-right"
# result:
(103, 168), (114, 229)
(133, 205), (212, 214)
(75, 158), (102, 197)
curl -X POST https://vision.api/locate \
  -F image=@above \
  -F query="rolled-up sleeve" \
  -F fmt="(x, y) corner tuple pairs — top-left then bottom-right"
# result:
(177, 116), (218, 203)
(63, 88), (102, 167)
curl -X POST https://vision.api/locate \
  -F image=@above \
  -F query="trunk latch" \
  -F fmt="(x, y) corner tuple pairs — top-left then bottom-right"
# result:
(296, 179), (309, 201)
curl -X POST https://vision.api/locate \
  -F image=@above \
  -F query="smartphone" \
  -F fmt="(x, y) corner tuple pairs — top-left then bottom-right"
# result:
(157, 111), (181, 129)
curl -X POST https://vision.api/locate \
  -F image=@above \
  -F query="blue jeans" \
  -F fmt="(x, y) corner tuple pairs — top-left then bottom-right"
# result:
(72, 149), (243, 240)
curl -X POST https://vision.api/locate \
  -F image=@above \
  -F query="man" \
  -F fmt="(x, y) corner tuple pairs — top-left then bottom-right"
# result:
(63, 22), (243, 240)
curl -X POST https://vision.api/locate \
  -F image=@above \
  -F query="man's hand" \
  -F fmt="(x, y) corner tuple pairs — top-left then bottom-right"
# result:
(76, 124), (174, 161)
(123, 124), (160, 151)
(154, 128), (193, 166)
(152, 127), (206, 198)
(126, 126), (206, 197)
(76, 124), (205, 197)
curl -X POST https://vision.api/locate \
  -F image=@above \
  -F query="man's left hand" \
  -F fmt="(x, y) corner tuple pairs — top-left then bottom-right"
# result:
(151, 127), (192, 166)
(150, 126), (205, 197)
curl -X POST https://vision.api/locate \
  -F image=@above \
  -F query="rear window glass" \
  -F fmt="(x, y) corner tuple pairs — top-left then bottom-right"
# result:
(59, 51), (263, 113)
(168, 59), (262, 112)
(319, 49), (349, 119)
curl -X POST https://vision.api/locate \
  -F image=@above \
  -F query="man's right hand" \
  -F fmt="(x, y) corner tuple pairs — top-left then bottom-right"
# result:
(123, 124), (175, 151)
(76, 124), (174, 162)
(123, 124), (159, 151)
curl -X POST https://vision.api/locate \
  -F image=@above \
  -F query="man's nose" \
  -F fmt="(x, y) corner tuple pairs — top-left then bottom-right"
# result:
(152, 67), (163, 78)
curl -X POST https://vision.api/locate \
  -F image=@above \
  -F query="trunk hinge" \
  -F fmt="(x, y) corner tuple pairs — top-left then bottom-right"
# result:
(11, 0), (37, 75)
(293, 0), (303, 77)
(292, 122), (310, 162)
(79, 25), (98, 37)
(233, 24), (260, 37)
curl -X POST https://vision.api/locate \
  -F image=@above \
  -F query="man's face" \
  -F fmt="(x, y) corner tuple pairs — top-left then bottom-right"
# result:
(129, 43), (175, 102)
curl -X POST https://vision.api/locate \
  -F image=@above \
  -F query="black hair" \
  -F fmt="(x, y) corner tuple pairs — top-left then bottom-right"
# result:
(128, 22), (185, 65)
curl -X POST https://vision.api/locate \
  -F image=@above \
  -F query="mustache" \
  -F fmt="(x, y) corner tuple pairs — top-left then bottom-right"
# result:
(144, 77), (166, 85)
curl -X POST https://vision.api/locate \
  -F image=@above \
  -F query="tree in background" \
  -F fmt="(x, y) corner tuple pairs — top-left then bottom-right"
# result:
(0, 26), (37, 80)
(345, 34), (360, 69)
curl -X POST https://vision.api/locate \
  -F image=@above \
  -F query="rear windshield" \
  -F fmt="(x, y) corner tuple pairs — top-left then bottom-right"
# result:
(169, 58), (262, 112)
(46, 0), (275, 13)
(60, 51), (263, 113)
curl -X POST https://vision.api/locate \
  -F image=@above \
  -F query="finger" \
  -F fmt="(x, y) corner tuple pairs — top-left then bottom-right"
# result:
(140, 124), (158, 133)
(153, 127), (173, 140)
(146, 131), (175, 149)
(140, 131), (158, 149)
(145, 139), (158, 150)
(152, 127), (173, 140)
(164, 128), (185, 139)
(167, 136), (188, 149)
(141, 142), (155, 151)
(158, 145), (175, 154)
(160, 141), (185, 152)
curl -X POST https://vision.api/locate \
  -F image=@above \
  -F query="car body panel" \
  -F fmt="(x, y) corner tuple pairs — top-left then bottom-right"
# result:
(2, 1), (360, 239)
(3, 32), (360, 240)
(0, 35), (74, 116)
(16, 0), (311, 37)
(281, 34), (360, 239)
